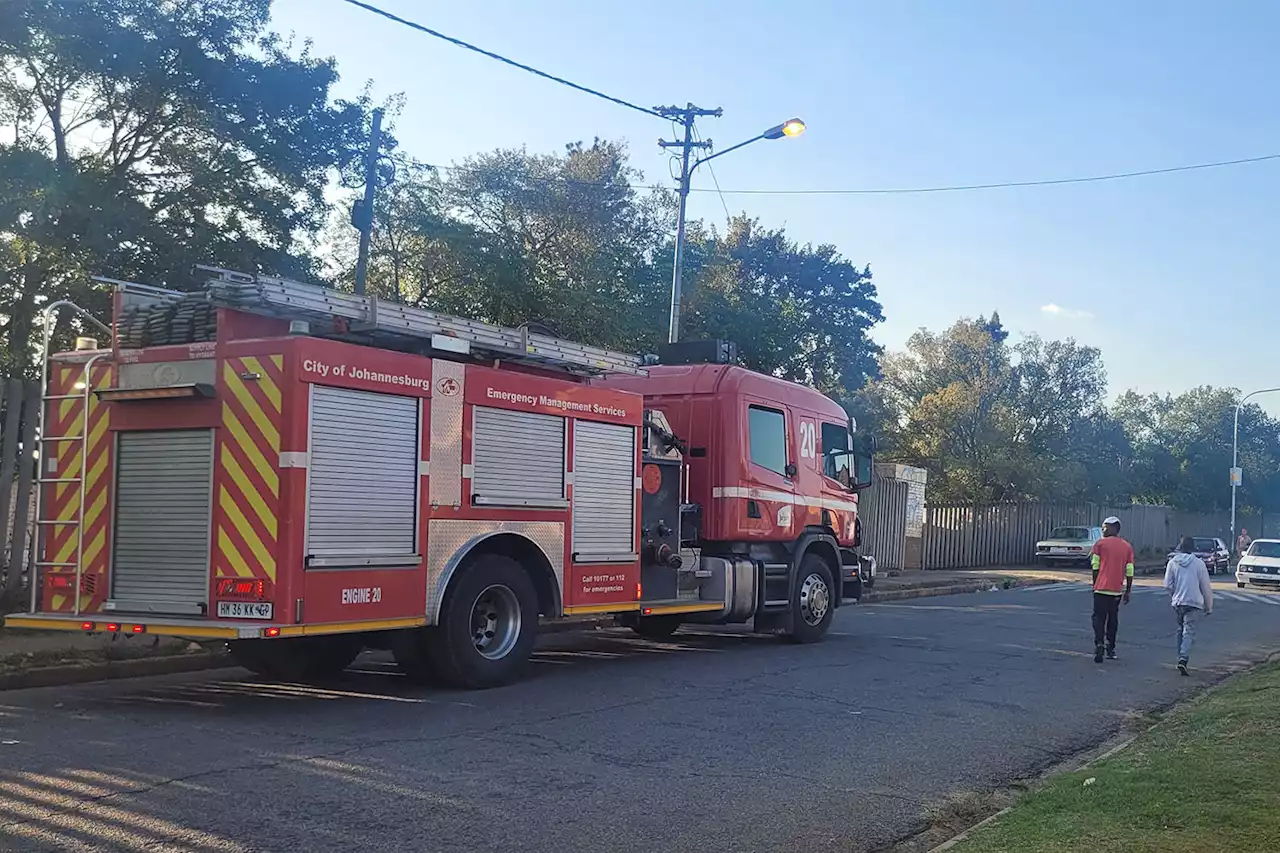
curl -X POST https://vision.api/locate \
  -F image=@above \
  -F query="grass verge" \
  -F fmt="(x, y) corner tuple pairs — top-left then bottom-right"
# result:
(947, 661), (1280, 853)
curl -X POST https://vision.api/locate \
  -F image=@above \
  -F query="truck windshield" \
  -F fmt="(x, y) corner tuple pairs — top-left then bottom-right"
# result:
(821, 422), (851, 482)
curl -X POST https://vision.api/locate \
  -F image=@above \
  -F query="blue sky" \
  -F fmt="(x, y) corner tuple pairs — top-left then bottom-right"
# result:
(271, 0), (1280, 412)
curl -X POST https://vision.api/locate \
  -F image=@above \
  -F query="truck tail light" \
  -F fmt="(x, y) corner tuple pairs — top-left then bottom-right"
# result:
(217, 578), (267, 599)
(105, 623), (120, 633)
(636, 582), (642, 600)
(131, 624), (146, 634)
(265, 627), (281, 638)
(80, 622), (95, 631)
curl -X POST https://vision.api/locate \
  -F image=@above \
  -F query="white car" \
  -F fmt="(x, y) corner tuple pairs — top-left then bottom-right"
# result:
(1236, 539), (1280, 588)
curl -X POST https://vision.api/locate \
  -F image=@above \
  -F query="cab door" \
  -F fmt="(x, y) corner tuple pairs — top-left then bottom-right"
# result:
(792, 411), (858, 544)
(739, 398), (797, 538)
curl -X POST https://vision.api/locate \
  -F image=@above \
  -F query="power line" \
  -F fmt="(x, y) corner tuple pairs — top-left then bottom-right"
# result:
(693, 123), (732, 223)
(426, 151), (1280, 196)
(702, 152), (1280, 196)
(339, 0), (665, 119)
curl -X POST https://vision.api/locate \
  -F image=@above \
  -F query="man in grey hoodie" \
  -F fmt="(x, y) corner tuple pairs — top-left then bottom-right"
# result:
(1165, 536), (1214, 676)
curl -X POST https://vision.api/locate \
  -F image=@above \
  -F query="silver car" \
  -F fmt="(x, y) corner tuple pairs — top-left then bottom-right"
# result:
(1035, 525), (1103, 568)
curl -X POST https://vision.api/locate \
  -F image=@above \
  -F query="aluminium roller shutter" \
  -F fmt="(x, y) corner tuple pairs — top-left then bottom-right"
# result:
(307, 386), (419, 560)
(571, 421), (636, 558)
(471, 407), (565, 506)
(111, 430), (214, 615)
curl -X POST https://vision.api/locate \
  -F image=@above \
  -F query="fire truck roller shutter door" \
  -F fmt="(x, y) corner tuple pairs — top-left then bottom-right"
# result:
(471, 407), (566, 507)
(111, 430), (214, 615)
(307, 386), (419, 562)
(572, 421), (636, 560)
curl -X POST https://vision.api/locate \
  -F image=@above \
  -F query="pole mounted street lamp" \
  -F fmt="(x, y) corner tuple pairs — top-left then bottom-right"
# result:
(1230, 387), (1280, 556)
(658, 111), (806, 344)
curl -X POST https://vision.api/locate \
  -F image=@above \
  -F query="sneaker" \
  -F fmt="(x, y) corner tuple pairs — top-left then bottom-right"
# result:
(1178, 660), (1189, 676)
(1106, 648), (1117, 660)
(1094, 646), (1105, 663)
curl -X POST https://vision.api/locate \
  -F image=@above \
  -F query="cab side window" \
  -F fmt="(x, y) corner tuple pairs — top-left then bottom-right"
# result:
(820, 422), (851, 480)
(748, 406), (787, 474)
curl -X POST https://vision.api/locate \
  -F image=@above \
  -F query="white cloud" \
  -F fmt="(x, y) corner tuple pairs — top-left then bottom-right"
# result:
(1040, 303), (1093, 320)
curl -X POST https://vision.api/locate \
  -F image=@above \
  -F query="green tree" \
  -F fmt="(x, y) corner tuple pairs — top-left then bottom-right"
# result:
(680, 216), (883, 399)
(0, 0), (377, 372)
(1114, 387), (1280, 513)
(332, 141), (884, 402)
(872, 316), (1122, 503)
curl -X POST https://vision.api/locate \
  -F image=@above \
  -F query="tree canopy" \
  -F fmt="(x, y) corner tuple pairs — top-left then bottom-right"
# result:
(867, 313), (1279, 512)
(0, 0), (377, 373)
(324, 139), (885, 401)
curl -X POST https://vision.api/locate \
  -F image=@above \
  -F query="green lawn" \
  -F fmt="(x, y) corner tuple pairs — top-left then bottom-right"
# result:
(949, 662), (1280, 853)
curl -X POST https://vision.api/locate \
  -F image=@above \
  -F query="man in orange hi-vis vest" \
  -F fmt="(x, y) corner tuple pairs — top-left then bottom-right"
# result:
(1090, 516), (1135, 663)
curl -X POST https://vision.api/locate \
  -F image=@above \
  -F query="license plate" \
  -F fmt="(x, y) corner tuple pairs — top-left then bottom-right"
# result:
(217, 601), (273, 620)
(1050, 547), (1068, 554)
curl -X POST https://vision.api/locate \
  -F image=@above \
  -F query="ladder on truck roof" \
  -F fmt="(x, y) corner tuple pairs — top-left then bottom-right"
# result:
(197, 266), (647, 377)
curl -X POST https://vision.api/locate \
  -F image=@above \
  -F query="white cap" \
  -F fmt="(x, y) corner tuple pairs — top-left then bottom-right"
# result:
(1103, 516), (1120, 525)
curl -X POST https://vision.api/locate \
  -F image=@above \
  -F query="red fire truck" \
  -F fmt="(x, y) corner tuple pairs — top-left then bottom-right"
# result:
(4, 267), (875, 688)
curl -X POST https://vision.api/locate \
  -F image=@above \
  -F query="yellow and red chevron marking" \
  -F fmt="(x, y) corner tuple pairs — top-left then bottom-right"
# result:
(43, 362), (113, 613)
(213, 355), (283, 583)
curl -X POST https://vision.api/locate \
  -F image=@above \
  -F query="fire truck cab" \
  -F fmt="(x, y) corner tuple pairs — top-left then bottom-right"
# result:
(4, 268), (875, 689)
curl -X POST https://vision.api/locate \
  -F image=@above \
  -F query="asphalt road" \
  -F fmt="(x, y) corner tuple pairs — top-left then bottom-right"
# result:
(2, 574), (1279, 853)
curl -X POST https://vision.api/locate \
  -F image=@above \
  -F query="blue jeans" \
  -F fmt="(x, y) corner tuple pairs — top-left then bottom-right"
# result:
(1175, 605), (1201, 662)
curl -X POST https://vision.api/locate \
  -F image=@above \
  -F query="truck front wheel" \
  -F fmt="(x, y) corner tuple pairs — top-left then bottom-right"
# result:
(788, 554), (835, 644)
(431, 553), (539, 689)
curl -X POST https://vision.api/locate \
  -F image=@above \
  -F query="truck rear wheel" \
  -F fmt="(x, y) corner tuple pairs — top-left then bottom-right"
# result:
(228, 635), (362, 681)
(431, 553), (538, 689)
(788, 554), (835, 644)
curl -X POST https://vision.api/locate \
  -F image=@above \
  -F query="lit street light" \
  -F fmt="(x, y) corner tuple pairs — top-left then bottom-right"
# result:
(660, 114), (806, 344)
(1230, 387), (1280, 555)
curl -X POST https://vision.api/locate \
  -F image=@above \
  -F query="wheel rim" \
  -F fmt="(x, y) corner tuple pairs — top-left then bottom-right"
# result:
(799, 572), (831, 626)
(470, 584), (522, 660)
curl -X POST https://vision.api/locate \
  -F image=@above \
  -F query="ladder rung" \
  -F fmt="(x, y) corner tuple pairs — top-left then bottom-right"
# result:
(38, 477), (82, 484)
(44, 394), (87, 400)
(36, 561), (78, 567)
(42, 435), (85, 442)
(37, 519), (79, 526)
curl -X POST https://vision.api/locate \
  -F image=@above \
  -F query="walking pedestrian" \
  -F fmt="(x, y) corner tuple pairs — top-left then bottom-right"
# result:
(1237, 528), (1253, 558)
(1165, 535), (1213, 676)
(1090, 516), (1135, 663)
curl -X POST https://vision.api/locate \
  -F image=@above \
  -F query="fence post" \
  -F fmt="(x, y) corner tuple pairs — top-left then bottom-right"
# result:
(5, 382), (39, 600)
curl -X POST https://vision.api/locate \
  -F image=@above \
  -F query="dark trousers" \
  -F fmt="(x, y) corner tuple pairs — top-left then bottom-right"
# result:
(1092, 593), (1121, 649)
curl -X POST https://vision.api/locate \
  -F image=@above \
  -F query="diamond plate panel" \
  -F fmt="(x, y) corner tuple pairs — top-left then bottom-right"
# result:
(425, 519), (565, 623)
(429, 360), (465, 506)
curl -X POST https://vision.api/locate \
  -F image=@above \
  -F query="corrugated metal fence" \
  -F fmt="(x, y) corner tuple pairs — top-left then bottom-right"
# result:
(859, 477), (909, 570)
(0, 378), (40, 604)
(920, 501), (1182, 570)
(922, 502), (1094, 569)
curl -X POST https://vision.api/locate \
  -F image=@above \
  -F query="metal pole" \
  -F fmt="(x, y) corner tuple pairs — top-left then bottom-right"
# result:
(1229, 386), (1280, 558)
(667, 116), (693, 344)
(1231, 402), (1242, 555)
(354, 107), (384, 296)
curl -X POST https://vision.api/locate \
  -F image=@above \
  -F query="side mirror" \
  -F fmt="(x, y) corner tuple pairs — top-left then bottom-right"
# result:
(853, 451), (874, 490)
(784, 463), (798, 478)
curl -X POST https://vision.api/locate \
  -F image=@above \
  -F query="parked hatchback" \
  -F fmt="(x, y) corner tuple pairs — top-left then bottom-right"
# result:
(1035, 526), (1102, 567)
(1167, 537), (1230, 575)
(1237, 539), (1280, 588)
